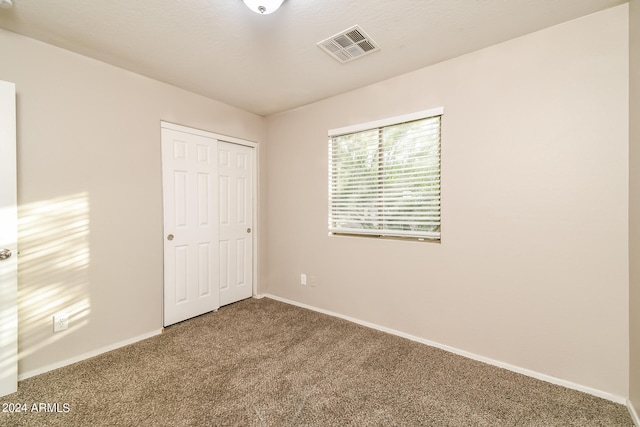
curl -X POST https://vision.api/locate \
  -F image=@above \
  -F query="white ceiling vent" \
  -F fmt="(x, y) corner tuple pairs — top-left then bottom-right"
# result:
(317, 25), (380, 63)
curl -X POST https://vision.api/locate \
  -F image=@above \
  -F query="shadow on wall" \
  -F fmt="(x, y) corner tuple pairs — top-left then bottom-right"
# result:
(17, 192), (91, 372)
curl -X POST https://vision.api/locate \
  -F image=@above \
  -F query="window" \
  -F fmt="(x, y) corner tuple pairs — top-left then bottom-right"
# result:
(328, 108), (442, 240)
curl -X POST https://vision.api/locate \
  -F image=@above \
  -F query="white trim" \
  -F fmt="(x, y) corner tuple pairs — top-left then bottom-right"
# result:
(160, 121), (257, 148)
(18, 329), (162, 381)
(252, 144), (259, 297)
(328, 106), (444, 137)
(629, 399), (640, 427)
(263, 294), (627, 405)
(329, 227), (440, 240)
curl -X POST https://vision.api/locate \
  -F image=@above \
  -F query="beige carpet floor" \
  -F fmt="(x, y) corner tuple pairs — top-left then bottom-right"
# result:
(0, 297), (634, 426)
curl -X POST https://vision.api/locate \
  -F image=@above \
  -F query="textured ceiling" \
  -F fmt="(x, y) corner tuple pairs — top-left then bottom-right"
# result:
(0, 0), (627, 116)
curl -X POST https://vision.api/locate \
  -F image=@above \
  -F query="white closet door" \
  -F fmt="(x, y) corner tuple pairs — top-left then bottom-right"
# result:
(218, 141), (253, 306)
(162, 128), (219, 326)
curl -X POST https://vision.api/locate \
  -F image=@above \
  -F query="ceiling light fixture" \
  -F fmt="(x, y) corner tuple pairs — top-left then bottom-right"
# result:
(0, 0), (13, 9)
(242, 0), (283, 15)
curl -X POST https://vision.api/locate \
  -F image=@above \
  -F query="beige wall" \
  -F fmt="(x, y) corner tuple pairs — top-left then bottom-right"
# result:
(0, 28), (266, 375)
(266, 5), (629, 397)
(629, 0), (640, 417)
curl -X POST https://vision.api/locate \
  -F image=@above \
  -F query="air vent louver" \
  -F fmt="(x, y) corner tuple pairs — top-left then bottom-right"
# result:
(317, 25), (380, 63)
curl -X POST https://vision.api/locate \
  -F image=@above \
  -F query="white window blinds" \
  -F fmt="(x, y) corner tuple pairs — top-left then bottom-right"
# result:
(328, 109), (442, 240)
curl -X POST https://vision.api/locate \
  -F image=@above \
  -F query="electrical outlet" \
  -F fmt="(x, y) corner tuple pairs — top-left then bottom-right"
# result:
(300, 274), (307, 285)
(310, 275), (318, 287)
(53, 312), (69, 333)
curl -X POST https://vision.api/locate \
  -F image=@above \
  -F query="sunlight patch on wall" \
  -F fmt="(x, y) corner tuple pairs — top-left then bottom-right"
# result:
(17, 193), (91, 364)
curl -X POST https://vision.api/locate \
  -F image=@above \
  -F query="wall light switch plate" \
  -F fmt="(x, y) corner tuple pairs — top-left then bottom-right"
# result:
(300, 274), (307, 285)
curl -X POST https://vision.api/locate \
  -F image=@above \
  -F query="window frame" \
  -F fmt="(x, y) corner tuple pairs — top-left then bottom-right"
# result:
(328, 107), (443, 241)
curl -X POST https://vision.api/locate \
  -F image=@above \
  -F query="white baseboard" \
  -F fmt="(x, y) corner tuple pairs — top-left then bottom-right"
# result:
(263, 293), (627, 405)
(18, 329), (163, 381)
(629, 399), (640, 427)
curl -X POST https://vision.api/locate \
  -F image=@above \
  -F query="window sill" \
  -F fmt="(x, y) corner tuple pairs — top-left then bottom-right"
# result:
(328, 232), (441, 243)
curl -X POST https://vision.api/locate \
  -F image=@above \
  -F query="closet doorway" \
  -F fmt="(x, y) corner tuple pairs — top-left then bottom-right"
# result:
(161, 122), (255, 327)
